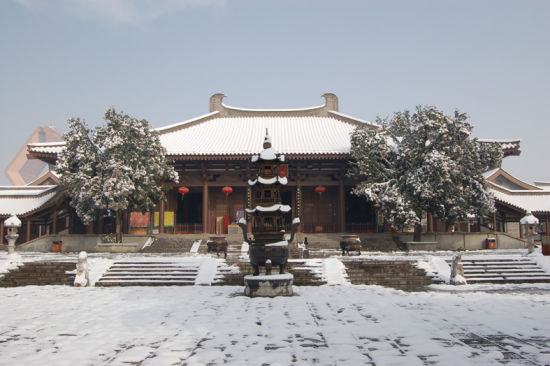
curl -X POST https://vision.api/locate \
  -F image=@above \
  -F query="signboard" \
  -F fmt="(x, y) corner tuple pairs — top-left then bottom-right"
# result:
(130, 212), (150, 228)
(154, 211), (174, 228)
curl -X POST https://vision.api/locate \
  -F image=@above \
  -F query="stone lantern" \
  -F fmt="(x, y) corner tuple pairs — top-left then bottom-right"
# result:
(4, 214), (21, 255)
(520, 211), (539, 254)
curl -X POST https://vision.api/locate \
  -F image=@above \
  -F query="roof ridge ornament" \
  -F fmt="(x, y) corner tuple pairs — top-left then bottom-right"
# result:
(322, 93), (339, 112)
(263, 128), (272, 149)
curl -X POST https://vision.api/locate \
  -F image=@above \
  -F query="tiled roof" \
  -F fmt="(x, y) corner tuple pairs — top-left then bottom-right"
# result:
(0, 186), (60, 216)
(158, 115), (365, 157)
(488, 182), (550, 213)
(27, 141), (66, 154)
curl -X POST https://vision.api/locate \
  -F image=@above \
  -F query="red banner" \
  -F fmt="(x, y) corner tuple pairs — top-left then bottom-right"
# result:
(279, 164), (289, 178)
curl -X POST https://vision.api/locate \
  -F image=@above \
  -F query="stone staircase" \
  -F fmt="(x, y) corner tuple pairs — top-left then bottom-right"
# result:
(141, 235), (246, 258)
(0, 261), (76, 287)
(296, 233), (406, 257)
(220, 259), (326, 286)
(95, 258), (238, 286)
(343, 260), (441, 290)
(458, 257), (550, 284)
(141, 236), (199, 253)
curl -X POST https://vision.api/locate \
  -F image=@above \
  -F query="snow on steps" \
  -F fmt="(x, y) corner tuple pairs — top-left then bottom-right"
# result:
(451, 257), (550, 284)
(220, 259), (327, 286)
(95, 258), (238, 287)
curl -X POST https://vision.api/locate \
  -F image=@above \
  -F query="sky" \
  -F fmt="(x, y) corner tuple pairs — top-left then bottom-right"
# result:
(1, 0), (549, 185)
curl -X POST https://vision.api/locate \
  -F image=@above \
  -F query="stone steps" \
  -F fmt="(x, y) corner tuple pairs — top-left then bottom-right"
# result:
(219, 260), (326, 286)
(96, 260), (229, 287)
(451, 257), (550, 284)
(342, 260), (441, 290)
(0, 262), (76, 287)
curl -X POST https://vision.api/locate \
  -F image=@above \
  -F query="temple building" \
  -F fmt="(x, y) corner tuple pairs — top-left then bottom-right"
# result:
(16, 92), (541, 243)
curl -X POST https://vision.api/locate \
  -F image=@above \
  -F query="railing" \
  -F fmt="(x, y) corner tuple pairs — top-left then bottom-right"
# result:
(173, 223), (203, 234)
(301, 223), (338, 233)
(345, 222), (379, 233)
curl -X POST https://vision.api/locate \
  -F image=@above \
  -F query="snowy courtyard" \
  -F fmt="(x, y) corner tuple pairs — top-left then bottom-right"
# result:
(1, 283), (550, 365)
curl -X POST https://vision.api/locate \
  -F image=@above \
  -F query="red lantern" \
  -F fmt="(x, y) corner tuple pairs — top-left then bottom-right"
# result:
(315, 186), (326, 195)
(222, 186), (233, 196)
(178, 187), (190, 196)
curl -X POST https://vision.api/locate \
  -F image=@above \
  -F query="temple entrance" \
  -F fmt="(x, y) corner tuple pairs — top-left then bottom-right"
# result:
(345, 189), (378, 232)
(176, 192), (203, 233)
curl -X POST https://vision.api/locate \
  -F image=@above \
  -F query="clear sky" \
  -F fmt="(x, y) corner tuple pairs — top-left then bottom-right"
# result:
(1, 0), (549, 185)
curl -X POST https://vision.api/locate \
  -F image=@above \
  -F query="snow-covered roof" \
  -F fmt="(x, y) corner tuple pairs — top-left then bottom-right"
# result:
(488, 181), (550, 213)
(248, 176), (288, 186)
(478, 139), (521, 157)
(534, 182), (550, 190)
(478, 139), (520, 149)
(27, 141), (66, 155)
(158, 116), (366, 157)
(0, 186), (61, 216)
(520, 211), (539, 225)
(5, 214), (22, 227)
(482, 168), (500, 179)
(245, 204), (292, 214)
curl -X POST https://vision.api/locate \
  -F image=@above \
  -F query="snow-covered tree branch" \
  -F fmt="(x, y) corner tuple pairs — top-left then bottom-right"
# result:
(56, 108), (179, 242)
(350, 106), (502, 240)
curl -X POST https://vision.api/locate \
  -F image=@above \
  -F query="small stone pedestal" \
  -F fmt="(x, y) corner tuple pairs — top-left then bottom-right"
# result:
(244, 274), (294, 297)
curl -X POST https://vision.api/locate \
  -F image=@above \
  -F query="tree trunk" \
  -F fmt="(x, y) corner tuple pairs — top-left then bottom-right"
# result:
(413, 223), (422, 242)
(116, 210), (123, 243)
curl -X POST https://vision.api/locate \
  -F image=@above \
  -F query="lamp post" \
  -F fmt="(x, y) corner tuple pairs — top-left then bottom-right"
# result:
(5, 214), (21, 255)
(520, 211), (539, 255)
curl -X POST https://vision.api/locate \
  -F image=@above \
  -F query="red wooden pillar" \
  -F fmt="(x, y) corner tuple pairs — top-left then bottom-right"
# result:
(427, 212), (434, 232)
(26, 219), (31, 242)
(493, 212), (497, 232)
(0, 220), (4, 245)
(546, 216), (549, 236)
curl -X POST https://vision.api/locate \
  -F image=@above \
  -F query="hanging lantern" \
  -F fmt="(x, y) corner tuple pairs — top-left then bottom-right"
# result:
(178, 187), (190, 196)
(315, 186), (326, 196)
(222, 186), (233, 196)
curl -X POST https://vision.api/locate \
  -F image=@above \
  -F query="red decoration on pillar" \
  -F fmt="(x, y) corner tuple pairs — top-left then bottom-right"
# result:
(314, 186), (326, 195)
(178, 187), (190, 196)
(222, 186), (233, 196)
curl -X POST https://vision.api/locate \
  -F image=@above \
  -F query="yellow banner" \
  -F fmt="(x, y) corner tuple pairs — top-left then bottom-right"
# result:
(154, 211), (174, 228)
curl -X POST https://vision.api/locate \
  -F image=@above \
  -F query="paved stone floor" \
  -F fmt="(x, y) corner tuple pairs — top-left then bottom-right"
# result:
(1, 285), (550, 365)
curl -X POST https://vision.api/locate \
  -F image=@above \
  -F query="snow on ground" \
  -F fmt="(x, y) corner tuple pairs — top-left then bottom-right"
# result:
(1, 284), (550, 365)
(2, 249), (550, 365)
(0, 252), (22, 277)
(194, 257), (219, 285)
(322, 257), (349, 285)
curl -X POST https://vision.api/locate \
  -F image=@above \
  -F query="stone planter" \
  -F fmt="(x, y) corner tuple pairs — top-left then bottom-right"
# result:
(207, 236), (228, 258)
(244, 273), (293, 297)
(340, 234), (361, 255)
